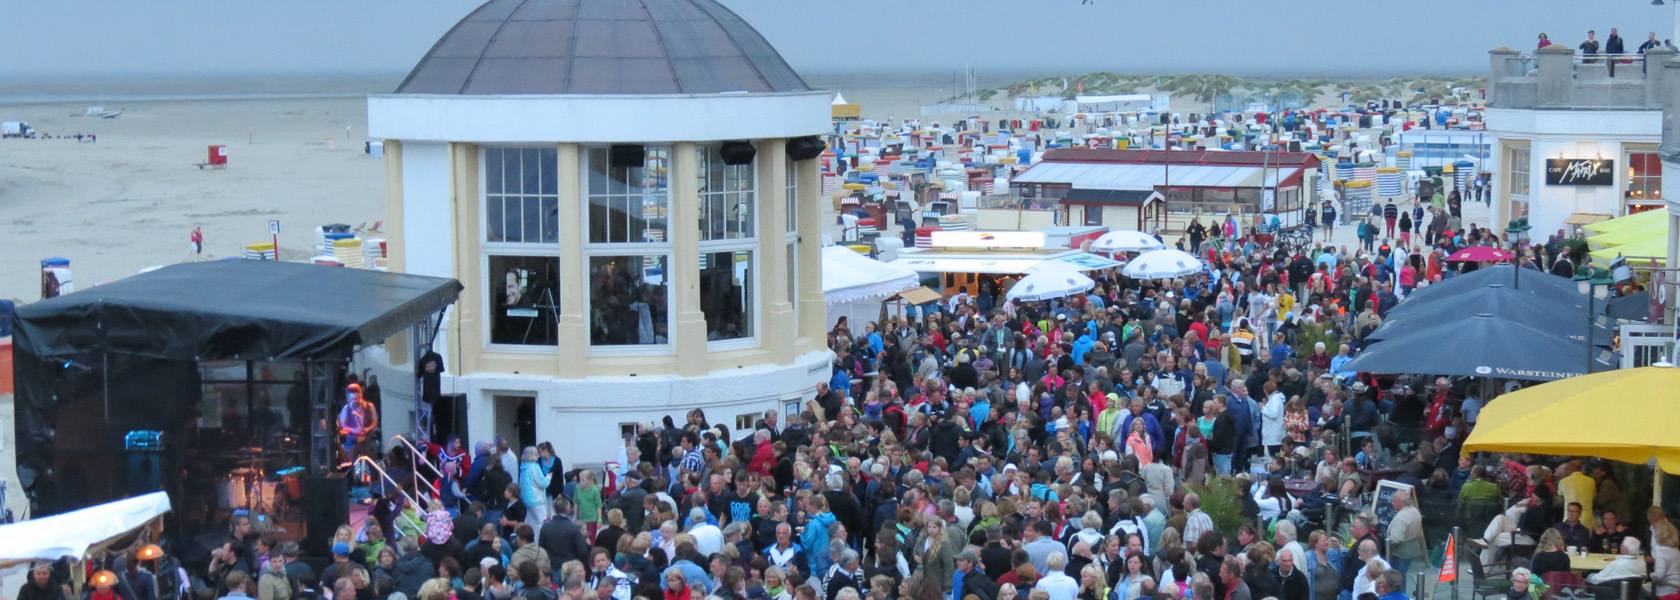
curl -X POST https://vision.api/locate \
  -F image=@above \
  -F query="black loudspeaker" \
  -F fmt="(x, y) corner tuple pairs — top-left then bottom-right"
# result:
(787, 136), (826, 161)
(301, 476), (349, 556)
(609, 144), (644, 168)
(432, 393), (468, 446)
(719, 141), (756, 165)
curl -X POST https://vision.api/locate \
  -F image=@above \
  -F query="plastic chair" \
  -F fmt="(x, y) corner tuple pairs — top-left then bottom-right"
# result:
(1465, 550), (1514, 600)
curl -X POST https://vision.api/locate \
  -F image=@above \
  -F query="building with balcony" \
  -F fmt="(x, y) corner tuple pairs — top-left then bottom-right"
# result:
(366, 0), (833, 464)
(1485, 45), (1675, 237)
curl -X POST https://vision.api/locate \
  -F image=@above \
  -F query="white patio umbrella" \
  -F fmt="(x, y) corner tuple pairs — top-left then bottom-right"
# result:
(1089, 229), (1164, 254)
(1122, 248), (1205, 279)
(1006, 262), (1096, 302)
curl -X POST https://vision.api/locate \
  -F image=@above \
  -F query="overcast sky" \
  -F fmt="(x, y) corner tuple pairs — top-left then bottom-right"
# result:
(2, 1), (1671, 79)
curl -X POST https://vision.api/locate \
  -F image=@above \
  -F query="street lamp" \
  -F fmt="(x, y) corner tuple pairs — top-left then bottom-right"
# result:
(1575, 267), (1614, 373)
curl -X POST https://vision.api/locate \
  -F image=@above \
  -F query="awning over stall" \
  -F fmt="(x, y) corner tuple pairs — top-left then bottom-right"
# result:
(822, 245), (920, 304)
(0, 492), (171, 561)
(888, 252), (1121, 275)
(11, 260), (464, 361)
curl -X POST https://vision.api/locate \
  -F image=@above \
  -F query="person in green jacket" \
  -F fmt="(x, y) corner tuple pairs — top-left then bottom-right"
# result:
(574, 469), (603, 540)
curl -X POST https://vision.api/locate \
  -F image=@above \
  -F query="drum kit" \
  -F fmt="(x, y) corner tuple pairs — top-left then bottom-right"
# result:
(216, 446), (305, 514)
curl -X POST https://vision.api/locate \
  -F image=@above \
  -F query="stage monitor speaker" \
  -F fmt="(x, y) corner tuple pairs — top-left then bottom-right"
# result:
(431, 393), (468, 445)
(301, 476), (348, 556)
(787, 136), (826, 161)
(719, 141), (757, 165)
(609, 144), (645, 169)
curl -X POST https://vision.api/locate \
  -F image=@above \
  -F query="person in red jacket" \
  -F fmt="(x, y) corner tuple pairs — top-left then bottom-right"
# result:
(747, 429), (776, 476)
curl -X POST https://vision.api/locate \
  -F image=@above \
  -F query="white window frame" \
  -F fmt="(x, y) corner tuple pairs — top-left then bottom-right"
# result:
(582, 146), (676, 356)
(1624, 149), (1662, 210)
(786, 157), (799, 330)
(697, 143), (760, 351)
(1508, 146), (1531, 198)
(480, 146), (561, 354)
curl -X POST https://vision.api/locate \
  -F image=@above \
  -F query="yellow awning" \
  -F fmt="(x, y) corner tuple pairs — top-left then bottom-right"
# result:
(1588, 236), (1668, 264)
(1465, 364), (1680, 474)
(1586, 218), (1667, 250)
(1583, 208), (1665, 234)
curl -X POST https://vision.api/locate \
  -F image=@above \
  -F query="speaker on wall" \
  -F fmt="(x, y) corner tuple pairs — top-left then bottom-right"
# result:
(787, 136), (826, 161)
(301, 476), (349, 556)
(609, 144), (645, 168)
(719, 141), (757, 165)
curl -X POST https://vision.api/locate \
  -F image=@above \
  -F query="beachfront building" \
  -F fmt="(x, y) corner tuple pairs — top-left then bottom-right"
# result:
(367, 0), (833, 464)
(1004, 149), (1320, 234)
(1485, 45), (1676, 237)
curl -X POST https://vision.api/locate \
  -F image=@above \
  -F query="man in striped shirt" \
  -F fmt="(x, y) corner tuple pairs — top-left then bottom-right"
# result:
(1182, 492), (1215, 545)
(679, 433), (706, 473)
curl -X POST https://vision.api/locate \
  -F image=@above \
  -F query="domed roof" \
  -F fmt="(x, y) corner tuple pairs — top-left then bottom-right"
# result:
(396, 0), (811, 96)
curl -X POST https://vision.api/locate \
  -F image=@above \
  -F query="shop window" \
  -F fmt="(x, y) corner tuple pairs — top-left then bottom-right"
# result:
(1625, 152), (1663, 209)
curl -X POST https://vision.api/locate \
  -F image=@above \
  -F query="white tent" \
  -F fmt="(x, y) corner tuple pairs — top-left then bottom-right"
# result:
(823, 245), (922, 328)
(823, 245), (919, 304)
(0, 492), (171, 561)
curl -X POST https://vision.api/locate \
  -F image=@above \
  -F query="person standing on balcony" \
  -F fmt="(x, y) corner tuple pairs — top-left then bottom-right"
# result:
(1538, 32), (1553, 49)
(1606, 28), (1624, 77)
(1639, 32), (1660, 75)
(1580, 30), (1600, 63)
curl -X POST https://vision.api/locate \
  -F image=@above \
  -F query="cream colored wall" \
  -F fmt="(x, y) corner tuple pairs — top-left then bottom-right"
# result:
(433, 139), (822, 379)
(382, 141), (410, 365)
(796, 155), (825, 345)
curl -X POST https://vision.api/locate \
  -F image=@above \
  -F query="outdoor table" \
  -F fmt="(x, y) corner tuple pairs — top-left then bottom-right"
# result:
(1568, 552), (1620, 572)
(1283, 478), (1317, 498)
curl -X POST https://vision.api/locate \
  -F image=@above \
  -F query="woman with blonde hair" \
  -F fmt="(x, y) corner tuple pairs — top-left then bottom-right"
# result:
(1077, 563), (1109, 600)
(1124, 418), (1154, 465)
(416, 577), (453, 600)
(1529, 528), (1571, 577)
(1651, 522), (1680, 596)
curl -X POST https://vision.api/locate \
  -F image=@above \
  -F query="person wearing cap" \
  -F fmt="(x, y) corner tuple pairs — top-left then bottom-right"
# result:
(955, 550), (998, 600)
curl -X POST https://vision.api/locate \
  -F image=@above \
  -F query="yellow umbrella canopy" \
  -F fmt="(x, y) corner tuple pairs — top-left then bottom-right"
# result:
(1586, 218), (1666, 250)
(1583, 207), (1665, 234)
(1465, 364), (1680, 474)
(1588, 236), (1668, 265)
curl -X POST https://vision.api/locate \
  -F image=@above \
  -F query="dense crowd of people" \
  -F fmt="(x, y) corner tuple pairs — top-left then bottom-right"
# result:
(14, 212), (1676, 600)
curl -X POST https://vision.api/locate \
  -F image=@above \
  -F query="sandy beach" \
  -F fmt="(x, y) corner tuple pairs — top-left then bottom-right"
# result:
(0, 96), (384, 300)
(0, 78), (1352, 303)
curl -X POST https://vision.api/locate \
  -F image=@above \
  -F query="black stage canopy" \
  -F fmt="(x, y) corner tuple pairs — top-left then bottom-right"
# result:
(9, 260), (461, 518)
(12, 259), (462, 362)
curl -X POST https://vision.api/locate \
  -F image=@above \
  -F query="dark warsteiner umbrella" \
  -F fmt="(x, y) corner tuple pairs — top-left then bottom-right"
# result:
(1410, 264), (1583, 302)
(1375, 282), (1612, 345)
(1344, 314), (1589, 382)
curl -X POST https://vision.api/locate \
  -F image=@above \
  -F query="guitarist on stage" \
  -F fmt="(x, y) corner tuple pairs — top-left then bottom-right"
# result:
(338, 382), (380, 468)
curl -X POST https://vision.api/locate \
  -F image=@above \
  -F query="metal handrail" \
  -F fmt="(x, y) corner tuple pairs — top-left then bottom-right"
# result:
(353, 456), (427, 533)
(389, 435), (442, 502)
